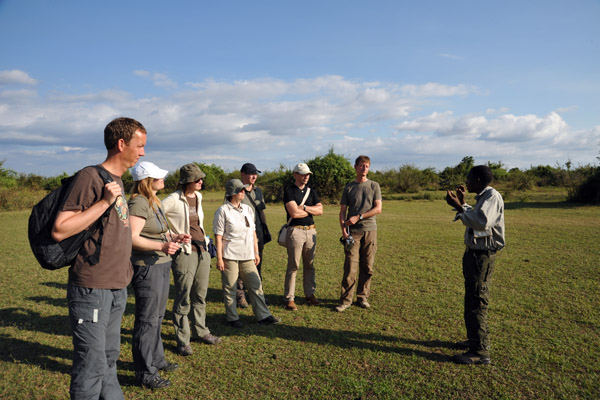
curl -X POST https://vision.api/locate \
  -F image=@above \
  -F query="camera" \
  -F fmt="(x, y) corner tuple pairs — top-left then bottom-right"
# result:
(340, 229), (354, 251)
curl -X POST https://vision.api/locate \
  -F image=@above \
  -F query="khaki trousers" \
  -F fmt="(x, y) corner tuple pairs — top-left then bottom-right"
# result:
(221, 259), (271, 322)
(284, 227), (317, 301)
(340, 230), (377, 305)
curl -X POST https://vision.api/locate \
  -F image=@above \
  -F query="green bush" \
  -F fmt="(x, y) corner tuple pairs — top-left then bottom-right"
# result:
(261, 165), (294, 203)
(438, 156), (474, 190)
(0, 160), (17, 188)
(306, 149), (355, 203)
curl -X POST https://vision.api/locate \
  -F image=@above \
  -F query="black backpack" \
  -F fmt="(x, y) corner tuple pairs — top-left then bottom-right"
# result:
(28, 165), (114, 270)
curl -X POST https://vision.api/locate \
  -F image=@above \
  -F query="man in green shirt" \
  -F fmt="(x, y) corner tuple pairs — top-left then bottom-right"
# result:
(336, 155), (382, 312)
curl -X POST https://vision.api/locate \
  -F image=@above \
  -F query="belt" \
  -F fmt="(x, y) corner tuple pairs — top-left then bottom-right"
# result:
(291, 225), (315, 230)
(466, 247), (496, 255)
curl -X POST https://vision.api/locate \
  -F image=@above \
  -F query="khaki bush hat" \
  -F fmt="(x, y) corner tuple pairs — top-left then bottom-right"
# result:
(225, 179), (249, 197)
(179, 163), (206, 184)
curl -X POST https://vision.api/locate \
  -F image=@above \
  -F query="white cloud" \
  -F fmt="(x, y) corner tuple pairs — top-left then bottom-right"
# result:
(134, 70), (177, 88)
(400, 83), (478, 97)
(1, 72), (598, 175)
(0, 69), (38, 85)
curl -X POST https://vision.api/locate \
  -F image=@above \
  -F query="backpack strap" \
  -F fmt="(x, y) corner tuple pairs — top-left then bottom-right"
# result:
(85, 165), (115, 265)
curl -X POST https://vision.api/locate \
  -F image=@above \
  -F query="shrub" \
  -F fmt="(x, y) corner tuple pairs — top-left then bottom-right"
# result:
(439, 156), (474, 189)
(306, 149), (355, 203)
(261, 165), (294, 203)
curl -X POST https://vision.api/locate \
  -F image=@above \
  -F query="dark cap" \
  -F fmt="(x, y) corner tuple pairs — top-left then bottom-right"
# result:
(179, 163), (206, 184)
(240, 163), (261, 174)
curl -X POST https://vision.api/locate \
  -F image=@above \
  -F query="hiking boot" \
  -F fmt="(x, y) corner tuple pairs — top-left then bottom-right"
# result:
(158, 362), (179, 372)
(358, 300), (371, 309)
(305, 295), (320, 305)
(227, 319), (243, 328)
(176, 345), (193, 356)
(452, 352), (491, 365)
(258, 315), (281, 325)
(237, 297), (249, 308)
(335, 303), (350, 312)
(452, 340), (470, 350)
(200, 333), (222, 345)
(140, 375), (171, 389)
(285, 300), (298, 311)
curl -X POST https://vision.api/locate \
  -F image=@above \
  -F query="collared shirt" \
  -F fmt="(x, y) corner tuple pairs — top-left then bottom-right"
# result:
(213, 202), (256, 261)
(455, 186), (505, 251)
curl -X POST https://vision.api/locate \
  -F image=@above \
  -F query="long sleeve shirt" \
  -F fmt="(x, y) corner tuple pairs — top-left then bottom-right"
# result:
(455, 186), (505, 251)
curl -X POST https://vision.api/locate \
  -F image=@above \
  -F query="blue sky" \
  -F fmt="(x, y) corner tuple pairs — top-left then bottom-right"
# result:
(1, 0), (599, 176)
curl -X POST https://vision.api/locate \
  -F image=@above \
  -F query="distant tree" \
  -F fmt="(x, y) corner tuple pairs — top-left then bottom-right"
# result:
(439, 156), (474, 189)
(261, 165), (294, 203)
(507, 168), (533, 190)
(306, 148), (355, 203)
(0, 160), (17, 188)
(487, 161), (508, 182)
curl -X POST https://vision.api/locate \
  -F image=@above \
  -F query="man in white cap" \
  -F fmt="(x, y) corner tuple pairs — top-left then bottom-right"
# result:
(282, 163), (323, 311)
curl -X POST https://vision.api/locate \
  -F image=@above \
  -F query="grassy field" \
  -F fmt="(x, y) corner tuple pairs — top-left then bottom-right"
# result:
(0, 191), (599, 399)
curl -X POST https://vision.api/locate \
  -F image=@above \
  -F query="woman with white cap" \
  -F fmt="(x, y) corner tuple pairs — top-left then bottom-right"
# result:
(162, 163), (222, 356)
(213, 178), (280, 328)
(128, 161), (191, 389)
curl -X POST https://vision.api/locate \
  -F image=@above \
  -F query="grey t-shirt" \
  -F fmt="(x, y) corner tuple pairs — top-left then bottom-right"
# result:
(128, 195), (171, 266)
(341, 179), (382, 232)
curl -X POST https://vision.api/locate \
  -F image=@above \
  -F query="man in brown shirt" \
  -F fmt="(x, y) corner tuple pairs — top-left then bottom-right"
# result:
(52, 117), (146, 399)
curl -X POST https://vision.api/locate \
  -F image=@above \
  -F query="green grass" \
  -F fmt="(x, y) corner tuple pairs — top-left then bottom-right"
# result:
(1, 192), (599, 399)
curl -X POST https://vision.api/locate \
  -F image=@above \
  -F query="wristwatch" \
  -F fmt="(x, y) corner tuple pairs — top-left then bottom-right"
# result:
(359, 214), (363, 220)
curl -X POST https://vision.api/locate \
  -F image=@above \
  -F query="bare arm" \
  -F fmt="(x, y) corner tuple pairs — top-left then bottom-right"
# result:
(253, 231), (260, 266)
(215, 234), (225, 271)
(344, 199), (382, 227)
(339, 204), (349, 237)
(51, 181), (122, 242)
(130, 215), (183, 255)
(285, 201), (323, 219)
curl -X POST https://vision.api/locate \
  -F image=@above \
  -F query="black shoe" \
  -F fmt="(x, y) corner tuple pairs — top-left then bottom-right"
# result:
(452, 352), (491, 365)
(159, 362), (179, 372)
(258, 315), (281, 325)
(452, 340), (470, 350)
(140, 375), (171, 389)
(227, 319), (243, 328)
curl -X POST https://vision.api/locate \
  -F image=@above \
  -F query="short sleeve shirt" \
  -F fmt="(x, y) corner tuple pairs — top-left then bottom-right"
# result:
(62, 166), (133, 289)
(213, 202), (256, 260)
(341, 179), (382, 232)
(283, 184), (320, 226)
(128, 195), (172, 266)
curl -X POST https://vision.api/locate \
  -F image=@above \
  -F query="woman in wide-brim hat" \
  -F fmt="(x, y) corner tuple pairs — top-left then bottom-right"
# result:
(162, 163), (222, 356)
(213, 179), (280, 328)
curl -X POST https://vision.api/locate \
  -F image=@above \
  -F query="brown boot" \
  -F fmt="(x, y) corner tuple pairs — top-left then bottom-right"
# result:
(305, 295), (320, 306)
(285, 300), (298, 311)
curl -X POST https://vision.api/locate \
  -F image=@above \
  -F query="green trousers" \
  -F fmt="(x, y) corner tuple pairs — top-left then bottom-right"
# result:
(462, 249), (496, 357)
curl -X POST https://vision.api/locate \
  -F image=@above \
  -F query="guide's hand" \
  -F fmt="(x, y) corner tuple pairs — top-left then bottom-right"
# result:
(456, 185), (466, 205)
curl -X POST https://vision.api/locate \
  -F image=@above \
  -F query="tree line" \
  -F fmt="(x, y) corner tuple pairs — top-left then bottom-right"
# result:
(1, 150), (599, 207)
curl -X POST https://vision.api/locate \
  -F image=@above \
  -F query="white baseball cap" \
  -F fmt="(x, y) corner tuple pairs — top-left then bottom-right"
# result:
(131, 161), (169, 181)
(293, 162), (312, 175)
